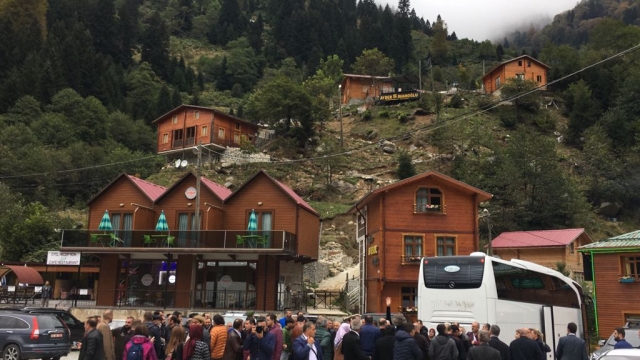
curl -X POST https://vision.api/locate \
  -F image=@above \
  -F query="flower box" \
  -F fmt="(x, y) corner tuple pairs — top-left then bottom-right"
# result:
(619, 277), (635, 283)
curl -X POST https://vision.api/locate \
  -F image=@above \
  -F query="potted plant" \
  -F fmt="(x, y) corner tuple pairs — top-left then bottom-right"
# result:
(619, 276), (635, 283)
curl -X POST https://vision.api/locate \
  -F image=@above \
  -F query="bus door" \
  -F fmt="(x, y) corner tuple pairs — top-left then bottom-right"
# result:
(542, 306), (556, 360)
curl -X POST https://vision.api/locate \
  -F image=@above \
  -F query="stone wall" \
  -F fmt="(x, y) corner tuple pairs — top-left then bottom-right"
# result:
(303, 261), (330, 285)
(221, 147), (271, 164)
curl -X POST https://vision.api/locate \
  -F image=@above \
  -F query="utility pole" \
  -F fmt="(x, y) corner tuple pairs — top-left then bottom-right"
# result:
(429, 59), (435, 92)
(418, 60), (422, 92)
(194, 144), (202, 235)
(338, 85), (343, 148)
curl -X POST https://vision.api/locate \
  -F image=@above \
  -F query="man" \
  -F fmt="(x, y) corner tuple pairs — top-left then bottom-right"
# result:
(245, 317), (276, 360)
(448, 324), (466, 360)
(341, 317), (369, 360)
(418, 320), (429, 339)
(467, 322), (480, 346)
(373, 325), (395, 360)
(291, 315), (306, 344)
(293, 322), (323, 360)
(267, 313), (284, 360)
(154, 310), (167, 340)
(314, 317), (333, 360)
(205, 316), (213, 335)
(413, 323), (429, 360)
(223, 318), (244, 360)
(41, 280), (52, 307)
(613, 328), (633, 349)
(488, 325), (510, 360)
(145, 312), (165, 359)
(393, 322), (422, 360)
(211, 314), (229, 360)
(556, 323), (587, 360)
(468, 330), (501, 360)
(280, 309), (293, 328)
(359, 315), (379, 358)
(113, 316), (134, 360)
(282, 317), (295, 360)
(428, 323), (458, 360)
(97, 310), (115, 360)
(80, 318), (105, 360)
(166, 315), (179, 343)
(244, 317), (256, 360)
(510, 328), (542, 360)
(377, 319), (387, 336)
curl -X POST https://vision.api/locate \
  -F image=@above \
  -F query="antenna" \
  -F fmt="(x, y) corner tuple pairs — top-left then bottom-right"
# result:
(174, 159), (181, 168)
(181, 159), (188, 168)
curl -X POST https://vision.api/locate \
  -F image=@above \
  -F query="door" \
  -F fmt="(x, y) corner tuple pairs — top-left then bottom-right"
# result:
(542, 306), (555, 360)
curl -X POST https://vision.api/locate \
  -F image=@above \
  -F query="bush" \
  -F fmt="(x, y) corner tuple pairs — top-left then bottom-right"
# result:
(500, 113), (518, 128)
(361, 109), (373, 121)
(379, 110), (390, 118)
(449, 93), (464, 108)
(533, 112), (556, 132)
(397, 112), (410, 123)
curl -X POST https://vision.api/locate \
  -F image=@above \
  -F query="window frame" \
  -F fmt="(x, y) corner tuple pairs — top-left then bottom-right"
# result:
(400, 286), (417, 309)
(435, 234), (457, 256)
(527, 61), (532, 67)
(414, 187), (444, 214)
(621, 256), (640, 279)
(202, 126), (208, 136)
(162, 133), (169, 144)
(402, 233), (424, 258)
(172, 115), (178, 124)
(194, 110), (199, 119)
(496, 76), (501, 88)
(246, 209), (275, 231)
(518, 60), (522, 66)
(218, 127), (225, 140)
(235, 122), (241, 131)
(569, 242), (575, 255)
(537, 75), (542, 83)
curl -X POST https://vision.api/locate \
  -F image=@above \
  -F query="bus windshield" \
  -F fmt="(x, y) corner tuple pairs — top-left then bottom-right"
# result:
(423, 256), (485, 289)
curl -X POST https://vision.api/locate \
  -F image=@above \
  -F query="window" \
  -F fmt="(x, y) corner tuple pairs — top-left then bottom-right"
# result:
(527, 61), (532, 67)
(436, 236), (456, 256)
(404, 235), (423, 257)
(537, 75), (542, 83)
(569, 242), (575, 255)
(234, 133), (240, 144)
(516, 74), (524, 80)
(496, 76), (500, 88)
(162, 133), (169, 144)
(218, 128), (225, 139)
(186, 126), (196, 139)
(401, 287), (417, 308)
(622, 256), (640, 279)
(202, 126), (208, 136)
(172, 115), (177, 124)
(415, 188), (443, 212)
(194, 110), (199, 119)
(573, 271), (584, 283)
(235, 122), (241, 130)
(173, 129), (184, 147)
(518, 60), (522, 66)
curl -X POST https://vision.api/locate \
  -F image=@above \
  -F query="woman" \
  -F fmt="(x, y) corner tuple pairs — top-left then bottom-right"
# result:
(333, 322), (351, 360)
(183, 323), (210, 360)
(428, 328), (435, 341)
(530, 328), (551, 356)
(166, 326), (186, 360)
(124, 324), (158, 360)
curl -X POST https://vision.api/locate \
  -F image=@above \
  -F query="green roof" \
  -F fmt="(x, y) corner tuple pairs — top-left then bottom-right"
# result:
(578, 230), (640, 251)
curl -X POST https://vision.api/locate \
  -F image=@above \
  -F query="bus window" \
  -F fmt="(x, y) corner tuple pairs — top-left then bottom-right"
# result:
(423, 256), (485, 289)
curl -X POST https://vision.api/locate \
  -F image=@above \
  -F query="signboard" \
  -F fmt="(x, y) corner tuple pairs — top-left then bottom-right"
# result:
(379, 90), (420, 102)
(185, 187), (197, 199)
(168, 275), (176, 284)
(367, 245), (378, 255)
(7, 286), (15, 292)
(47, 251), (81, 266)
(141, 274), (154, 286)
(79, 289), (88, 295)
(220, 275), (232, 288)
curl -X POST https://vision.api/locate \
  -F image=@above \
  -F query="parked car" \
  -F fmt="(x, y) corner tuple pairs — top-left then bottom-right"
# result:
(0, 309), (71, 360)
(591, 320), (640, 360)
(596, 348), (640, 360)
(22, 307), (84, 349)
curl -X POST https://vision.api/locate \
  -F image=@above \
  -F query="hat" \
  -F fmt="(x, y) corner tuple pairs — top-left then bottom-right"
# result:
(153, 315), (163, 321)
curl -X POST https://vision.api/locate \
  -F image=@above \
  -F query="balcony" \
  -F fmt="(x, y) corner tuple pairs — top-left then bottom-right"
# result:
(401, 255), (423, 265)
(173, 138), (183, 148)
(60, 230), (297, 255)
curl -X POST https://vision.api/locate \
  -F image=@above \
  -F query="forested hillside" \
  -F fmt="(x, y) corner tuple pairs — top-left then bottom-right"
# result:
(0, 0), (639, 262)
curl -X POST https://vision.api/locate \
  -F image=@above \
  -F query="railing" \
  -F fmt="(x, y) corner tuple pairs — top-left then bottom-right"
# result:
(311, 291), (346, 311)
(173, 139), (184, 147)
(60, 230), (297, 253)
(185, 137), (195, 146)
(401, 255), (423, 265)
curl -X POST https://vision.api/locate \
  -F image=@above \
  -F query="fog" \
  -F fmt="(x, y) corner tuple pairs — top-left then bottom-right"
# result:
(375, 0), (579, 42)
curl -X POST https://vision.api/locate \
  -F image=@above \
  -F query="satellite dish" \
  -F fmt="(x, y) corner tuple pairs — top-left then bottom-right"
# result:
(174, 159), (181, 168)
(181, 160), (188, 168)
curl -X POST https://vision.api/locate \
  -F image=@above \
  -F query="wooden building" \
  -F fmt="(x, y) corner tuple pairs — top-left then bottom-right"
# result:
(153, 104), (260, 156)
(491, 229), (593, 282)
(482, 55), (550, 94)
(340, 74), (394, 105)
(579, 230), (640, 337)
(60, 170), (320, 311)
(348, 171), (492, 314)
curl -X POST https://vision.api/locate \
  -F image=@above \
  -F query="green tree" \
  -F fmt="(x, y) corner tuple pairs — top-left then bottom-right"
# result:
(141, 11), (170, 79)
(397, 151), (416, 180)
(431, 19), (449, 65)
(564, 79), (600, 143)
(351, 48), (395, 76)
(124, 63), (162, 123)
(500, 78), (540, 121)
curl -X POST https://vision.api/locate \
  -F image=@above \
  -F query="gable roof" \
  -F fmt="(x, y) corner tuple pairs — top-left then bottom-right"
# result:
(491, 228), (589, 249)
(579, 230), (640, 251)
(482, 55), (551, 80)
(87, 174), (167, 205)
(154, 172), (229, 203)
(347, 171), (492, 213)
(224, 170), (318, 216)
(151, 104), (260, 128)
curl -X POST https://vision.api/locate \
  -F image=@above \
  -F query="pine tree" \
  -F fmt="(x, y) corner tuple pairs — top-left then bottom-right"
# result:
(156, 86), (173, 117)
(397, 151), (416, 180)
(398, 0), (410, 15)
(141, 12), (171, 79)
(172, 88), (182, 108)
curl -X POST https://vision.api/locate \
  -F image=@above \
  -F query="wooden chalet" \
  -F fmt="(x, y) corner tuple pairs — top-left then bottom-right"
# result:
(482, 55), (550, 94)
(153, 104), (260, 156)
(491, 229), (593, 282)
(348, 171), (492, 315)
(60, 171), (320, 311)
(340, 74), (394, 105)
(579, 230), (640, 337)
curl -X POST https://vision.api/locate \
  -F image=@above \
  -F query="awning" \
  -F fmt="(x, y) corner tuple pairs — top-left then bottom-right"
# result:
(0, 265), (44, 285)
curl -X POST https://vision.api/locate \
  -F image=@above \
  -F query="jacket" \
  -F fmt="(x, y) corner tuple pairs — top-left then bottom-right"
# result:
(41, 284), (52, 299)
(341, 331), (368, 360)
(293, 334), (324, 360)
(429, 334), (458, 360)
(244, 331), (276, 360)
(210, 324), (229, 359)
(488, 336), (510, 360)
(393, 330), (422, 360)
(147, 322), (165, 359)
(450, 334), (466, 360)
(414, 333), (429, 360)
(535, 338), (550, 360)
(123, 335), (158, 360)
(283, 326), (293, 355)
(468, 343), (501, 360)
(373, 334), (395, 360)
(509, 337), (542, 360)
(80, 328), (105, 360)
(114, 326), (134, 360)
(556, 334), (587, 360)
(315, 326), (333, 360)
(270, 323), (283, 360)
(222, 329), (243, 360)
(189, 340), (211, 360)
(98, 321), (116, 360)
(359, 323), (379, 356)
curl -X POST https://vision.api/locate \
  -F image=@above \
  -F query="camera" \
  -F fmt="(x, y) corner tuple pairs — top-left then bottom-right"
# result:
(256, 326), (263, 333)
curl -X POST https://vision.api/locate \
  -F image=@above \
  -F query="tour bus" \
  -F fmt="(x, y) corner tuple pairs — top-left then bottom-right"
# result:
(418, 253), (588, 359)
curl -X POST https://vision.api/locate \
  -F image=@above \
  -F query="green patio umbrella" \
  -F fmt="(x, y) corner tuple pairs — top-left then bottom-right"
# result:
(156, 210), (169, 231)
(98, 210), (113, 231)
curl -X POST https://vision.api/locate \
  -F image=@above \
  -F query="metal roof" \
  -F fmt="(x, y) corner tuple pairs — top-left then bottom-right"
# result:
(200, 176), (232, 201)
(491, 228), (588, 248)
(579, 230), (640, 250)
(127, 175), (167, 202)
(0, 265), (44, 285)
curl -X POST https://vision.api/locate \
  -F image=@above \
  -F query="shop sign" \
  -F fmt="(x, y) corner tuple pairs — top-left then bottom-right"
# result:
(220, 275), (232, 288)
(185, 187), (197, 199)
(379, 90), (420, 102)
(141, 274), (153, 286)
(47, 251), (81, 266)
(367, 245), (378, 255)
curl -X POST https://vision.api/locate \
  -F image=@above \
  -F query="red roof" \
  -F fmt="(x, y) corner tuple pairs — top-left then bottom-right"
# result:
(491, 228), (587, 248)
(126, 175), (167, 202)
(201, 177), (232, 201)
(274, 179), (317, 215)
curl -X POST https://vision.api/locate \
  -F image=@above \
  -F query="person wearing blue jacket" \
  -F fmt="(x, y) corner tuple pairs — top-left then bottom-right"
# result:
(359, 315), (380, 357)
(293, 322), (324, 360)
(244, 318), (276, 360)
(393, 325), (423, 360)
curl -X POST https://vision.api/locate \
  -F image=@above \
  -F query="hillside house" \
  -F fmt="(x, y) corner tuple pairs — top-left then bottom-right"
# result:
(340, 74), (394, 105)
(348, 171), (492, 315)
(482, 55), (550, 94)
(491, 228), (593, 281)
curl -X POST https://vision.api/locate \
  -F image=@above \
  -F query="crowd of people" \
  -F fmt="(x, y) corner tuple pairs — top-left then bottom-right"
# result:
(75, 299), (588, 360)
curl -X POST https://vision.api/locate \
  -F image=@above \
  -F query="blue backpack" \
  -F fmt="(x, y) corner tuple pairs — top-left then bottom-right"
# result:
(126, 342), (144, 360)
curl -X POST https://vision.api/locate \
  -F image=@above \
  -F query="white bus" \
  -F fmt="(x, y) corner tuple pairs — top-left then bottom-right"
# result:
(418, 253), (589, 358)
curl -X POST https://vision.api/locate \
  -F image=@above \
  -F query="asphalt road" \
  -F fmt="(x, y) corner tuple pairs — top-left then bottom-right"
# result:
(61, 349), (79, 359)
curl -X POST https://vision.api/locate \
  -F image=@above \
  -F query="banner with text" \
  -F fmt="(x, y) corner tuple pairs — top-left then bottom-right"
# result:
(46, 251), (81, 266)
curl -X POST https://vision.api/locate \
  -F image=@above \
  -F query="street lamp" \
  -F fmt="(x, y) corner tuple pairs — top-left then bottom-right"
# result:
(338, 84), (343, 148)
(479, 208), (493, 256)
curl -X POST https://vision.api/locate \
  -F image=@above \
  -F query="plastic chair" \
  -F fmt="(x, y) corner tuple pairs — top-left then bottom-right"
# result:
(143, 235), (156, 247)
(236, 235), (245, 248)
(164, 235), (175, 247)
(255, 236), (267, 248)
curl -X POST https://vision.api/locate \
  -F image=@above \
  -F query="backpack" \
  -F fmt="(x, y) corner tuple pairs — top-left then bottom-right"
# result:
(127, 342), (144, 360)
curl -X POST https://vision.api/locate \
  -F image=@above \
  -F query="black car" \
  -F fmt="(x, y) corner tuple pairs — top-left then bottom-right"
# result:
(0, 309), (71, 360)
(21, 308), (84, 349)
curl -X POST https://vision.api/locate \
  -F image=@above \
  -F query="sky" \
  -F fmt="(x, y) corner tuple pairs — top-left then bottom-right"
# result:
(375, 0), (579, 42)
